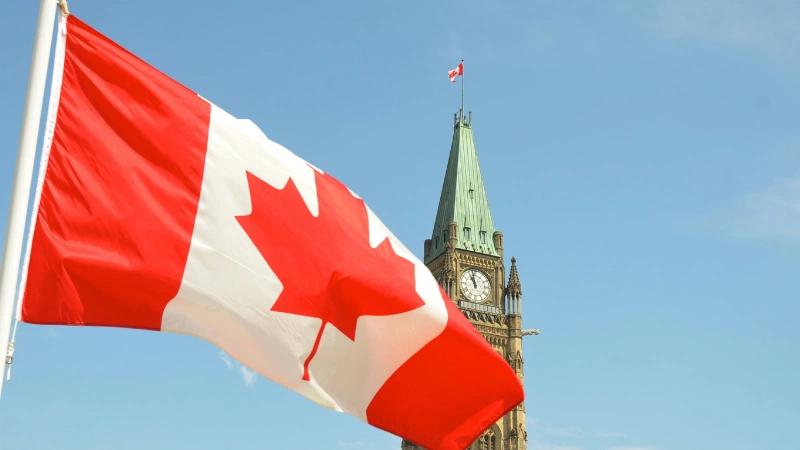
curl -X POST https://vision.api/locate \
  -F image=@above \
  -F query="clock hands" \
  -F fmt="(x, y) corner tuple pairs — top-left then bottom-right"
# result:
(471, 273), (477, 288)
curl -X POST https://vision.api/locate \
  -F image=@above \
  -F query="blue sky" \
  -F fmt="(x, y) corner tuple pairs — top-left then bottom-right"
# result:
(1, 1), (799, 449)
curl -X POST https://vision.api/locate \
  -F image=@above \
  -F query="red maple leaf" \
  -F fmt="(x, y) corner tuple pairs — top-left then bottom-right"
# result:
(236, 169), (425, 381)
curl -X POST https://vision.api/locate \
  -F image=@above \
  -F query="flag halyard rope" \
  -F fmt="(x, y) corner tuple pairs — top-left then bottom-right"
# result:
(4, 320), (18, 382)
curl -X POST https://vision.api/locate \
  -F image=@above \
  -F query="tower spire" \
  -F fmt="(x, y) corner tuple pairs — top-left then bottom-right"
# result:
(426, 110), (497, 264)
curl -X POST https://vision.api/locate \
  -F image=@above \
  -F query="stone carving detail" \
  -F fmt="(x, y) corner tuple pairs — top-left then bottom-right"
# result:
(480, 335), (508, 350)
(437, 244), (457, 299)
(507, 351), (524, 371)
(507, 423), (527, 442)
(456, 253), (496, 269)
(460, 309), (508, 329)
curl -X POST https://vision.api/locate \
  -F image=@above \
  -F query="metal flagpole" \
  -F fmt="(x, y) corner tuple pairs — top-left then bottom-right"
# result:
(461, 59), (464, 121)
(0, 0), (60, 401)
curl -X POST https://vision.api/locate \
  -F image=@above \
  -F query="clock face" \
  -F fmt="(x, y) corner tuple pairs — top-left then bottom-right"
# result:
(460, 269), (491, 303)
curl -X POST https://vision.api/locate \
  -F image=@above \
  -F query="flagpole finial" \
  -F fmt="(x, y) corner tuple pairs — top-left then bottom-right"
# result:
(59, 0), (69, 15)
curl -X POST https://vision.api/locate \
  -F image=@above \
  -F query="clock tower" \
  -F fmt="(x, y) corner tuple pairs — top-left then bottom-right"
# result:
(401, 111), (529, 450)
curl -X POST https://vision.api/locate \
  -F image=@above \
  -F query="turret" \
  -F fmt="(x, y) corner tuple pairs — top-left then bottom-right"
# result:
(493, 231), (503, 258)
(505, 256), (527, 450)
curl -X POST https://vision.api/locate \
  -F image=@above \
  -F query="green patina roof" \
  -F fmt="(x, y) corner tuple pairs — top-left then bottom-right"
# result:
(426, 115), (498, 263)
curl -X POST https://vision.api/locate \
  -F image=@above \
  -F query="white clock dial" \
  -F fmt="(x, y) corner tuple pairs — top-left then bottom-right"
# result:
(460, 269), (491, 303)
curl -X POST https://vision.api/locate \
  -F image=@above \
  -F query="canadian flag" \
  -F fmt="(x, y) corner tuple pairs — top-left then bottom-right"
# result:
(448, 62), (463, 82)
(17, 13), (523, 450)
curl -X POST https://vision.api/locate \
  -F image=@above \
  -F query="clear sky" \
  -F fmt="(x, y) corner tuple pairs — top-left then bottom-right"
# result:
(1, 1), (799, 449)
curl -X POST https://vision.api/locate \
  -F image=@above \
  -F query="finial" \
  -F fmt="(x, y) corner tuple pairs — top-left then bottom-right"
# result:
(469, 111), (472, 124)
(511, 256), (516, 264)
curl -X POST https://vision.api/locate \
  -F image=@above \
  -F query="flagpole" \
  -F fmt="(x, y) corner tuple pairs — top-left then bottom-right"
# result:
(0, 0), (60, 400)
(461, 59), (464, 121)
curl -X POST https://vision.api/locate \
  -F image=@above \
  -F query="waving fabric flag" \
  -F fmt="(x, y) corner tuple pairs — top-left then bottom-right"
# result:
(448, 62), (463, 82)
(16, 12), (523, 450)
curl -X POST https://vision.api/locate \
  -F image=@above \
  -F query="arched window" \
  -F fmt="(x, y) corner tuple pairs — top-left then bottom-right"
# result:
(475, 428), (499, 450)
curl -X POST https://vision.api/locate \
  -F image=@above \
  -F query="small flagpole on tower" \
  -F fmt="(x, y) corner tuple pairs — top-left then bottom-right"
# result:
(461, 59), (465, 122)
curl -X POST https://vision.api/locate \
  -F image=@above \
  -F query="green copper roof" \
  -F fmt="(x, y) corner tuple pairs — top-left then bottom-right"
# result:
(426, 115), (498, 263)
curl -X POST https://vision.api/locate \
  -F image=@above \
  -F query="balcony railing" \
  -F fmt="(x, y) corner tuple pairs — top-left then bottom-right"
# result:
(458, 300), (502, 314)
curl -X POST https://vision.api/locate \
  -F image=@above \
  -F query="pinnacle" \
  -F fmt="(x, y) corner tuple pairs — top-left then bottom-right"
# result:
(507, 256), (522, 297)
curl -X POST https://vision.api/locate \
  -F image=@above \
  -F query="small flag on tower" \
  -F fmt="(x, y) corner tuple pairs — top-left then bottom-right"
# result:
(448, 61), (463, 82)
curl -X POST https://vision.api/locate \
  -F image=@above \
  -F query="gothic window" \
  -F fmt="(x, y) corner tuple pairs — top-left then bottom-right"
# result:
(435, 236), (439, 248)
(479, 433), (496, 450)
(469, 188), (474, 199)
(480, 231), (487, 244)
(464, 227), (471, 240)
